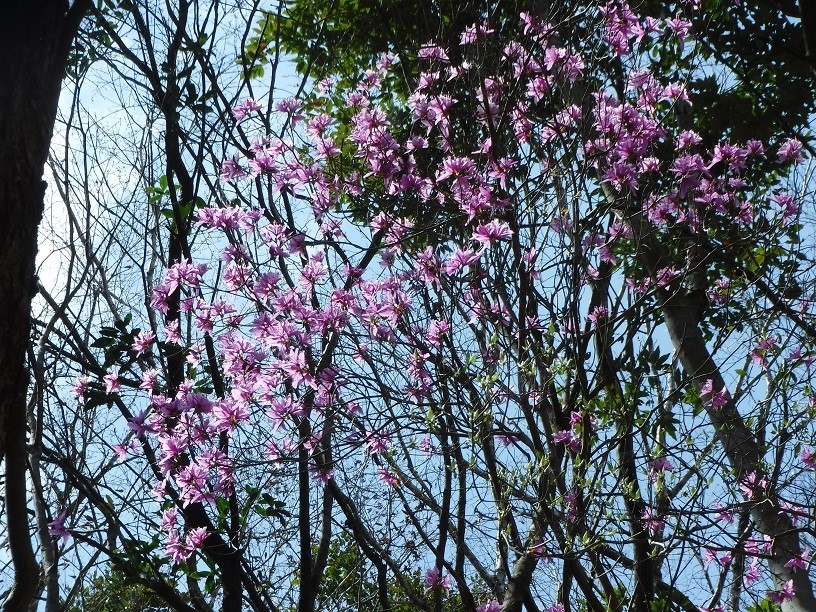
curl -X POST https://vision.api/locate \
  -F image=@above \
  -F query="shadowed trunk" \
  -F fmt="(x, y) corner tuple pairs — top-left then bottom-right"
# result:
(0, 2), (90, 610)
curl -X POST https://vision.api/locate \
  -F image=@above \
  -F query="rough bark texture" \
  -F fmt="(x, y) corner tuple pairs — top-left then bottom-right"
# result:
(0, 3), (90, 610)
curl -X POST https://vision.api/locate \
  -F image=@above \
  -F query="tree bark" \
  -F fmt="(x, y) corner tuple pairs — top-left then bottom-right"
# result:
(0, 3), (90, 610)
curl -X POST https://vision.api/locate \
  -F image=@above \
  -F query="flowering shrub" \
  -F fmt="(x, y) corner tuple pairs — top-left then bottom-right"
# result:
(69, 2), (816, 609)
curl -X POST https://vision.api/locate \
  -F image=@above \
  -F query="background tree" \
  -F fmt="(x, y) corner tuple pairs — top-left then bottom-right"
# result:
(268, 0), (816, 144)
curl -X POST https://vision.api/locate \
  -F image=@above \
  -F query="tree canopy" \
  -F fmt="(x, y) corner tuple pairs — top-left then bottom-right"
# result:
(3, 1), (816, 612)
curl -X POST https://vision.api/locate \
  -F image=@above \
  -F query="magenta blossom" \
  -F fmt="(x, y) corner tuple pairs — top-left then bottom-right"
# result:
(377, 467), (400, 487)
(777, 138), (804, 163)
(553, 430), (580, 453)
(48, 510), (71, 543)
(641, 506), (664, 536)
(768, 580), (796, 604)
(232, 97), (262, 123)
(700, 379), (730, 410)
(71, 376), (90, 403)
(587, 305), (608, 326)
(424, 567), (452, 593)
(647, 456), (674, 482)
(220, 155), (247, 182)
(802, 447), (816, 470)
(472, 220), (512, 247)
(784, 547), (811, 571)
(444, 248), (480, 275)
(744, 559), (761, 586)
(131, 330), (156, 356)
(739, 471), (768, 500)
(103, 370), (120, 394)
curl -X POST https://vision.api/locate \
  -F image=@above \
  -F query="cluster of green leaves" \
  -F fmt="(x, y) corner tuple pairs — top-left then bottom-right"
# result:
(682, 0), (814, 148)
(91, 313), (139, 370)
(303, 532), (468, 611)
(65, 561), (183, 612)
(145, 175), (205, 237)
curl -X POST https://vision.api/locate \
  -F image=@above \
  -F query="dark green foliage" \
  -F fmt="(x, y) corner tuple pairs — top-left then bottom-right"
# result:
(66, 565), (183, 612)
(267, 0), (815, 143)
(310, 532), (467, 611)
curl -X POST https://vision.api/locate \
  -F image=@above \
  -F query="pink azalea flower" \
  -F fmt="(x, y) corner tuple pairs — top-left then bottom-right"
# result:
(424, 567), (451, 593)
(48, 510), (71, 543)
(744, 559), (761, 586)
(377, 467), (400, 487)
(647, 457), (674, 482)
(777, 138), (804, 163)
(71, 376), (90, 403)
(704, 548), (721, 568)
(563, 490), (579, 522)
(655, 267), (680, 288)
(714, 503), (735, 525)
(587, 305), (608, 326)
(212, 400), (250, 433)
(419, 436), (437, 456)
(160, 507), (178, 532)
(365, 430), (392, 455)
(641, 506), (665, 536)
(140, 368), (159, 391)
(279, 348), (313, 388)
(151, 479), (168, 502)
(700, 379), (729, 410)
(770, 192), (800, 224)
(802, 447), (816, 470)
(549, 214), (573, 234)
(767, 579), (796, 604)
(739, 471), (767, 500)
(128, 410), (148, 438)
(417, 44), (450, 63)
(103, 370), (120, 394)
(309, 464), (334, 484)
(275, 98), (304, 123)
(553, 430), (580, 453)
(414, 246), (442, 286)
(472, 220), (512, 247)
(164, 529), (188, 563)
(444, 248), (480, 275)
(220, 155), (247, 182)
(784, 547), (811, 571)
(131, 330), (156, 356)
(232, 97), (262, 123)
(185, 526), (209, 552)
(460, 21), (494, 45)
(112, 439), (138, 462)
(425, 319), (450, 348)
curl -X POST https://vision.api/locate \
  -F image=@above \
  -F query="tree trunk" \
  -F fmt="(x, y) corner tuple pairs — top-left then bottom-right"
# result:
(0, 3), (90, 610)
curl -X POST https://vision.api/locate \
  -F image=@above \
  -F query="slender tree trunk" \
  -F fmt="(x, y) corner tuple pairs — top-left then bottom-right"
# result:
(798, 0), (816, 73)
(0, 3), (90, 610)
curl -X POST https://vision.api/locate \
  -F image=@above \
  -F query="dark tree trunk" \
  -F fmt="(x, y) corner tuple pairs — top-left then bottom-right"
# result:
(0, 3), (90, 610)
